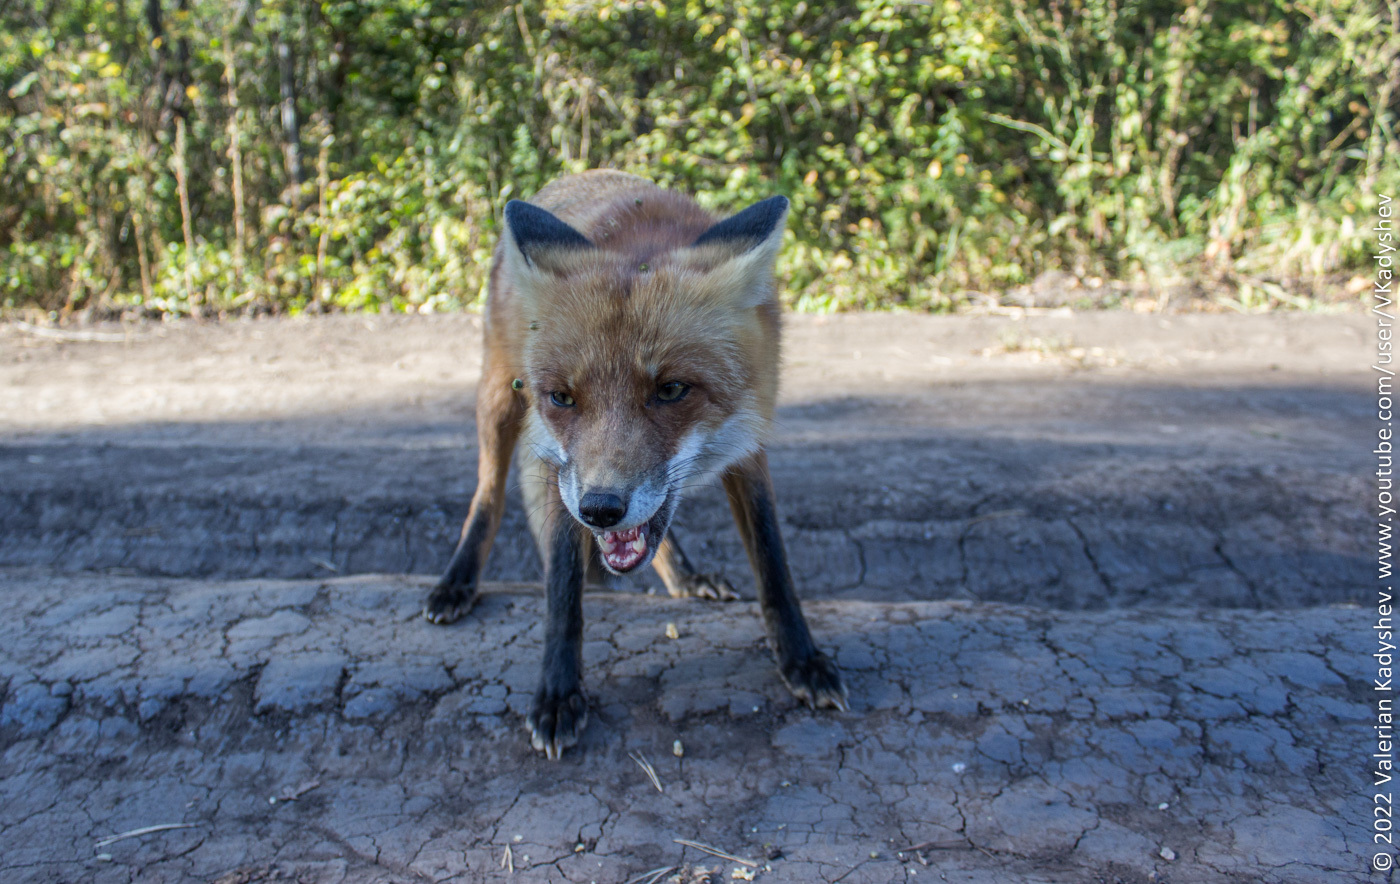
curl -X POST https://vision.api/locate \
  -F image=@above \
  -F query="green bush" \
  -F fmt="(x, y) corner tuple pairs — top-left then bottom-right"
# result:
(1, 0), (1394, 315)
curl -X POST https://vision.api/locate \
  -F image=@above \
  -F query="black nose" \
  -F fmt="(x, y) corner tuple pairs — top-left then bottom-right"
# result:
(579, 492), (626, 528)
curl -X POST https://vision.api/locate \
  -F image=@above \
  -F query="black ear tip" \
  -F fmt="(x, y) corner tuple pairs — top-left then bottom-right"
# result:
(692, 194), (791, 249)
(505, 199), (592, 252)
(744, 195), (790, 223)
(502, 199), (536, 225)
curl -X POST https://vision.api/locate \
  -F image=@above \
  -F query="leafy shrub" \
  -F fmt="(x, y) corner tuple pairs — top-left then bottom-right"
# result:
(1, 0), (1394, 315)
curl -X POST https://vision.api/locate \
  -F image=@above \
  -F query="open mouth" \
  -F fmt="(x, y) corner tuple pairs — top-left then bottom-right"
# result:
(598, 524), (650, 573)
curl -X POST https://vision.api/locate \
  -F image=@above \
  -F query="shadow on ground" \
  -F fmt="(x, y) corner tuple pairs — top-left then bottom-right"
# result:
(0, 381), (1369, 610)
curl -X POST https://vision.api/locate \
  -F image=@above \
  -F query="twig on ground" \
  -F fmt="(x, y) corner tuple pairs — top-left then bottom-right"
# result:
(624, 866), (675, 884)
(501, 844), (514, 873)
(94, 822), (197, 848)
(896, 839), (969, 852)
(672, 837), (758, 867)
(270, 779), (320, 803)
(629, 751), (664, 793)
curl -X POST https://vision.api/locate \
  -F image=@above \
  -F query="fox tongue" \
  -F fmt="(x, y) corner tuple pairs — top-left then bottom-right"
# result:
(599, 526), (647, 571)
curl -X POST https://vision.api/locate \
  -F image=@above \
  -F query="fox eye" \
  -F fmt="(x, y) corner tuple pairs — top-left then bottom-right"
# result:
(550, 391), (576, 407)
(657, 382), (689, 402)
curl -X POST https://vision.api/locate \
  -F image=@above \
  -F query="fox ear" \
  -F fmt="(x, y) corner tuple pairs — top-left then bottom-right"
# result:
(692, 195), (788, 254)
(503, 199), (593, 273)
(688, 195), (789, 308)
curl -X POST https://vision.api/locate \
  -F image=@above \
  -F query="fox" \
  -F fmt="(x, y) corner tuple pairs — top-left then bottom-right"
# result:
(425, 170), (847, 758)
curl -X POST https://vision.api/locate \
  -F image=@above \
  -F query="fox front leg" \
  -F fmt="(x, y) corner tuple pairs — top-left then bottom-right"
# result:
(426, 367), (523, 624)
(526, 485), (590, 759)
(723, 452), (848, 710)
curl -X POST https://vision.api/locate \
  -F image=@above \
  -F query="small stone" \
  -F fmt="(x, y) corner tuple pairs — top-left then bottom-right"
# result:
(1159, 846), (1176, 861)
(665, 622), (679, 640)
(951, 762), (967, 774)
(1158, 802), (1170, 810)
(673, 739), (684, 757)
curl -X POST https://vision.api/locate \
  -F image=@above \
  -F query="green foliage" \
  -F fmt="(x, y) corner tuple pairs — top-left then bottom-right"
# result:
(2, 0), (1395, 316)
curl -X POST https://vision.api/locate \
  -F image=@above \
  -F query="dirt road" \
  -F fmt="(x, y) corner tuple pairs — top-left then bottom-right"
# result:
(0, 312), (1369, 608)
(0, 311), (1376, 883)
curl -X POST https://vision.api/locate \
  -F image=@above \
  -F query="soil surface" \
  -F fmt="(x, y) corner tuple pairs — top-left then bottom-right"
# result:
(0, 311), (1376, 883)
(0, 312), (1368, 607)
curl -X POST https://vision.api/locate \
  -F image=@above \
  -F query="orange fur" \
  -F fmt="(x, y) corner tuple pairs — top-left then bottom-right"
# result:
(489, 171), (782, 515)
(427, 173), (846, 759)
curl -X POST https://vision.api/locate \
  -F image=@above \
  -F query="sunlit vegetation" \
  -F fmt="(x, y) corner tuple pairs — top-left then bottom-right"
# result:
(2, 0), (1394, 316)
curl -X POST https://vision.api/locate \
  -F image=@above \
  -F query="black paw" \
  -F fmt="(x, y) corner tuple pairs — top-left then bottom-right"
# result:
(780, 652), (849, 711)
(668, 572), (739, 601)
(423, 582), (476, 625)
(527, 686), (589, 760)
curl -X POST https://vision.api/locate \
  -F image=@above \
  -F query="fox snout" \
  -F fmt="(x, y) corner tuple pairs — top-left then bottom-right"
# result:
(557, 464), (675, 575)
(577, 491), (627, 528)
(559, 462), (669, 528)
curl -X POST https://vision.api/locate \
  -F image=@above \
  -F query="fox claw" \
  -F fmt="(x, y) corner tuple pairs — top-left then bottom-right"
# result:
(668, 572), (739, 602)
(423, 583), (476, 625)
(527, 686), (589, 760)
(780, 652), (849, 712)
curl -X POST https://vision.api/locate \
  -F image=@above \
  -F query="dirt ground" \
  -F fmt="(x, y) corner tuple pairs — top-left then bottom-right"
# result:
(0, 311), (1369, 607)
(0, 311), (1377, 883)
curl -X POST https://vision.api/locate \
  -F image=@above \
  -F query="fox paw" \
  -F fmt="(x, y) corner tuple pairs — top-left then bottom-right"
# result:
(667, 572), (739, 601)
(780, 652), (849, 711)
(527, 686), (589, 760)
(423, 582), (476, 625)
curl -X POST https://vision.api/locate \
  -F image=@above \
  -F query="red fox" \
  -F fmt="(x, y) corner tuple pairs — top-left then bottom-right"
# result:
(426, 171), (847, 758)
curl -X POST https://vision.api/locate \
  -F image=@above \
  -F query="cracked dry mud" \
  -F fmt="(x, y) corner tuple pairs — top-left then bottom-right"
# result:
(0, 312), (1374, 883)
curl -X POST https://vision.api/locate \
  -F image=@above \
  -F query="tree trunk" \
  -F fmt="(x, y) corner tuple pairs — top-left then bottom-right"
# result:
(145, 0), (190, 130)
(223, 41), (246, 271)
(324, 32), (350, 158)
(144, 0), (168, 121)
(174, 116), (196, 309)
(277, 30), (305, 199)
(134, 211), (154, 304)
(313, 138), (330, 308)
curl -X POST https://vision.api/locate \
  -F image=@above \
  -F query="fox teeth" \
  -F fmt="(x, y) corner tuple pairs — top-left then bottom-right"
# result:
(599, 536), (616, 552)
(631, 537), (646, 554)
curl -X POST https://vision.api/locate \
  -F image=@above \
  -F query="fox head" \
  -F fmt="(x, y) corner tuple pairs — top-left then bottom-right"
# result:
(501, 193), (788, 575)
